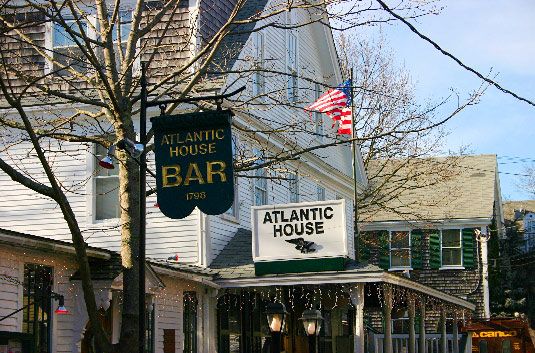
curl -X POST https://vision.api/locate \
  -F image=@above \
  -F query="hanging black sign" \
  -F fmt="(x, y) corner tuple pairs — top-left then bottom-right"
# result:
(151, 111), (234, 219)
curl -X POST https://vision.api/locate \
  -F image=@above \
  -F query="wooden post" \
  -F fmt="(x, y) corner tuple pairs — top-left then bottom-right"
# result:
(419, 300), (426, 353)
(440, 307), (447, 353)
(351, 284), (365, 353)
(383, 287), (393, 353)
(408, 298), (416, 353)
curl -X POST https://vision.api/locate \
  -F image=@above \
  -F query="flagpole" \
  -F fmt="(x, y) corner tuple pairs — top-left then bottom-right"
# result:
(350, 68), (360, 261)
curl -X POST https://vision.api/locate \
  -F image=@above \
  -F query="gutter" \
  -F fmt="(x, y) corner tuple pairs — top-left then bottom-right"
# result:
(0, 230), (111, 260)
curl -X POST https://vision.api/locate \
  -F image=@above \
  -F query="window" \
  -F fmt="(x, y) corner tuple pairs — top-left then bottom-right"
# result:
(254, 149), (267, 206)
(48, 10), (134, 76)
(51, 16), (88, 75)
(225, 136), (239, 218)
(442, 229), (462, 266)
(253, 32), (265, 97)
(314, 84), (323, 139)
(390, 231), (411, 268)
(317, 186), (325, 201)
(502, 339), (512, 353)
(286, 31), (298, 102)
(94, 143), (120, 220)
(183, 292), (198, 353)
(479, 340), (488, 353)
(288, 173), (299, 203)
(217, 293), (270, 353)
(23, 264), (53, 353)
(109, 10), (132, 43)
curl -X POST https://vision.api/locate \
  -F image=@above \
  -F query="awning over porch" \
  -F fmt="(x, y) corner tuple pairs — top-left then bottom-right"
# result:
(209, 228), (476, 311)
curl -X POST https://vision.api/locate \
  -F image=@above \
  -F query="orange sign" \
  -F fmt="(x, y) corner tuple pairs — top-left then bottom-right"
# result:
(472, 331), (518, 338)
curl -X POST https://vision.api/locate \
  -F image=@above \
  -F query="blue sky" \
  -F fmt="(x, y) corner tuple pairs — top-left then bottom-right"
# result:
(357, 0), (535, 201)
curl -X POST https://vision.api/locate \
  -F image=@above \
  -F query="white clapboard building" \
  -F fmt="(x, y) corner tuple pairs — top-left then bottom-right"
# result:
(0, 1), (477, 352)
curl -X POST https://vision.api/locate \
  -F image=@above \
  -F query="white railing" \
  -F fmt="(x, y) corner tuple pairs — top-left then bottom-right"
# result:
(371, 333), (457, 353)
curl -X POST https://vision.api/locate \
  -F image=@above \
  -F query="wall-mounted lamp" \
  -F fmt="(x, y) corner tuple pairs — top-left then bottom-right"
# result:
(98, 138), (145, 170)
(54, 294), (68, 314)
(116, 138), (144, 159)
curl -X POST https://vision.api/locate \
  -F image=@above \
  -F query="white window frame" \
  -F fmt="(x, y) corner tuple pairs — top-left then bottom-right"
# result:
(44, 6), (138, 75)
(314, 83), (323, 140)
(286, 30), (298, 102)
(389, 230), (411, 270)
(45, 14), (91, 76)
(288, 173), (299, 203)
(223, 136), (239, 221)
(316, 185), (325, 201)
(93, 142), (120, 222)
(440, 229), (463, 269)
(252, 31), (265, 98)
(253, 148), (268, 206)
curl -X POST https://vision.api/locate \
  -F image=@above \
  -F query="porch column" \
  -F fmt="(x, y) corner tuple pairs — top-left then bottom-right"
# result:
(350, 283), (365, 353)
(408, 297), (416, 353)
(383, 287), (393, 353)
(418, 299), (426, 353)
(453, 312), (459, 353)
(440, 307), (447, 353)
(203, 288), (219, 353)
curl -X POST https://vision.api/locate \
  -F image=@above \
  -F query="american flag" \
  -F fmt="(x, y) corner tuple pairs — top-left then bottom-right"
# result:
(326, 108), (352, 135)
(306, 79), (352, 113)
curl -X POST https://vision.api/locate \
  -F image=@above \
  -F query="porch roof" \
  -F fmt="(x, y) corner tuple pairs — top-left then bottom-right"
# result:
(209, 228), (476, 311)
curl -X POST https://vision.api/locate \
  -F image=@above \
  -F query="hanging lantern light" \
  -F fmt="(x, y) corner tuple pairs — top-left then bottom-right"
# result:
(98, 144), (116, 169)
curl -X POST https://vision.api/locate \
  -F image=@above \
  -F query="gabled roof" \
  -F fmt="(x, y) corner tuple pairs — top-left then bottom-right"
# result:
(360, 154), (501, 223)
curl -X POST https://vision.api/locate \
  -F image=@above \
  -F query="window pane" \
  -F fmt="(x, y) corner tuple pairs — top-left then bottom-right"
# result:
(289, 174), (298, 203)
(391, 231), (410, 248)
(96, 178), (120, 220)
(111, 11), (132, 42)
(317, 186), (325, 201)
(442, 229), (460, 247)
(502, 339), (511, 353)
(391, 249), (410, 267)
(23, 264), (53, 353)
(54, 20), (87, 47)
(442, 248), (462, 266)
(479, 340), (488, 353)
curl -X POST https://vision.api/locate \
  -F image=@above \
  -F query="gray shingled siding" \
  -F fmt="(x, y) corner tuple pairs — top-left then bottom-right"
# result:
(141, 1), (191, 84)
(199, 0), (238, 44)
(0, 13), (46, 91)
(0, 4), (191, 92)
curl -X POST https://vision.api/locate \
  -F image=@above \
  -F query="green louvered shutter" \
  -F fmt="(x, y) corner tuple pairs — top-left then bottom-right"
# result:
(462, 228), (476, 268)
(358, 232), (371, 262)
(411, 230), (423, 269)
(378, 230), (390, 269)
(429, 231), (441, 269)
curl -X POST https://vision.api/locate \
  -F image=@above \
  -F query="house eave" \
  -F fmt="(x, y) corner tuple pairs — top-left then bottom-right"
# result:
(359, 217), (493, 230)
(0, 228), (111, 260)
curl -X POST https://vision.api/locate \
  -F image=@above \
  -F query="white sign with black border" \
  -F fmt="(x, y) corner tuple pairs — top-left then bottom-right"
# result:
(252, 199), (348, 262)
